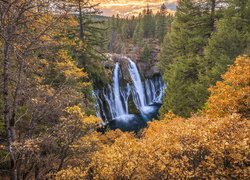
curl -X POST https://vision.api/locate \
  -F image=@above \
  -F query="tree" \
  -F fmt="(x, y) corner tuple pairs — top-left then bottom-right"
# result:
(206, 56), (250, 118)
(0, 0), (102, 178)
(56, 55), (250, 179)
(121, 20), (129, 40)
(155, 4), (171, 42)
(159, 0), (214, 117)
(133, 22), (144, 46)
(65, 0), (109, 87)
(0, 1), (68, 178)
(200, 0), (250, 86)
(155, 12), (167, 42)
(140, 44), (151, 62)
(142, 5), (155, 38)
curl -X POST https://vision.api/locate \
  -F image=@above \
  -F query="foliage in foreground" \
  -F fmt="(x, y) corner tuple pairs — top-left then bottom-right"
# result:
(56, 56), (250, 179)
(0, 0), (104, 178)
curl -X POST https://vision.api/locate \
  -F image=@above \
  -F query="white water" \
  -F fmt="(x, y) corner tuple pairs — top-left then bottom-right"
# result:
(113, 63), (126, 117)
(128, 59), (146, 109)
(94, 58), (166, 123)
(121, 83), (131, 113)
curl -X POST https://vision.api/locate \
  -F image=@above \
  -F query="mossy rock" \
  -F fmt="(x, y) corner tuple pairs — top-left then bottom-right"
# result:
(128, 95), (140, 114)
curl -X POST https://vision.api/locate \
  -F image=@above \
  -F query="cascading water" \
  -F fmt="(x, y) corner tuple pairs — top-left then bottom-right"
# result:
(113, 63), (126, 117)
(128, 59), (146, 108)
(94, 58), (166, 131)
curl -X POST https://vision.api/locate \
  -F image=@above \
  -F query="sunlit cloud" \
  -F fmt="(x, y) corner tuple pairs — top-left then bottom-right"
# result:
(94, 0), (177, 16)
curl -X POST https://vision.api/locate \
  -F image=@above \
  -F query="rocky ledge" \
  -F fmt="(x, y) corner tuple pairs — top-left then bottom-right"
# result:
(103, 42), (162, 82)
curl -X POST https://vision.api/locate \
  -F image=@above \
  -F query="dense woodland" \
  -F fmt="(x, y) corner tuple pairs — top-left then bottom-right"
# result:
(0, 0), (249, 179)
(159, 0), (250, 118)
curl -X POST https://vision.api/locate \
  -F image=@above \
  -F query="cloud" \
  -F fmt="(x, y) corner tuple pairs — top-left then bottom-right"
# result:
(94, 0), (177, 16)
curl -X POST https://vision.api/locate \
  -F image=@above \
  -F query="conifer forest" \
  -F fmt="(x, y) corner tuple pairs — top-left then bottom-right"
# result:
(0, 0), (249, 179)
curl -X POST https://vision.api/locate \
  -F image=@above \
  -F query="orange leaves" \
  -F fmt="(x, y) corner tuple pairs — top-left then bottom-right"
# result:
(83, 114), (249, 179)
(222, 56), (250, 86)
(57, 56), (249, 179)
(206, 56), (250, 118)
(55, 167), (87, 180)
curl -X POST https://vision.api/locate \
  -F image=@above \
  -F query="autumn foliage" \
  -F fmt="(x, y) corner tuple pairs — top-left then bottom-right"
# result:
(206, 56), (250, 118)
(55, 56), (250, 179)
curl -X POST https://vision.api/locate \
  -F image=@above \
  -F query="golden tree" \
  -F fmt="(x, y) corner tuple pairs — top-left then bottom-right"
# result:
(206, 55), (250, 118)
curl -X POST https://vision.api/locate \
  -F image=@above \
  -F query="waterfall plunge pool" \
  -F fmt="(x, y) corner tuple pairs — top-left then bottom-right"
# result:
(109, 103), (162, 131)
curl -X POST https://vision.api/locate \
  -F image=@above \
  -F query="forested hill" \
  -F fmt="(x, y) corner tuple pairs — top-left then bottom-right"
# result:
(158, 0), (250, 118)
(0, 0), (249, 179)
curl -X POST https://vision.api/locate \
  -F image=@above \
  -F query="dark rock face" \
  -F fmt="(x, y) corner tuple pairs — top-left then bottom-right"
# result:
(137, 61), (161, 79)
(104, 52), (161, 82)
(112, 54), (131, 82)
(148, 64), (161, 77)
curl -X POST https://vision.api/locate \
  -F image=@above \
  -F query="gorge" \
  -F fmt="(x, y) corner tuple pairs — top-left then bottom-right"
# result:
(94, 56), (166, 131)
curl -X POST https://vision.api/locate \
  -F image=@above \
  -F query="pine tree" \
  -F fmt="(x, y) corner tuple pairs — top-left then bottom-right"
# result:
(127, 16), (137, 38)
(200, 0), (250, 84)
(155, 4), (169, 42)
(133, 21), (144, 46)
(121, 20), (129, 40)
(159, 0), (218, 117)
(155, 13), (167, 42)
(142, 5), (155, 38)
(141, 44), (151, 62)
(197, 0), (250, 107)
(159, 0), (250, 117)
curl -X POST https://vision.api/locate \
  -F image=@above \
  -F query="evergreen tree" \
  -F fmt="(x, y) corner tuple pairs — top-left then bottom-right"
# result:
(200, 0), (250, 84)
(159, 0), (218, 117)
(159, 0), (250, 117)
(155, 12), (167, 42)
(141, 44), (151, 62)
(121, 20), (129, 40)
(133, 21), (144, 46)
(142, 5), (155, 38)
(196, 0), (250, 107)
(155, 4), (169, 42)
(127, 16), (137, 38)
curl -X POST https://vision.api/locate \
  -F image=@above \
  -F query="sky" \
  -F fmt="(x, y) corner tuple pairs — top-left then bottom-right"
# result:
(94, 0), (177, 17)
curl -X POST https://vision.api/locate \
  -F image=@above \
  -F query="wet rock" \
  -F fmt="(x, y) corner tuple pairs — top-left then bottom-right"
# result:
(104, 49), (161, 82)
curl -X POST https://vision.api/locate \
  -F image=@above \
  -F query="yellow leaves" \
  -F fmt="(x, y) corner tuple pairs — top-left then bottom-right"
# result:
(65, 105), (85, 118)
(55, 167), (87, 180)
(55, 50), (88, 80)
(54, 56), (249, 179)
(82, 113), (249, 179)
(222, 56), (250, 86)
(206, 55), (250, 118)
(82, 115), (101, 128)
(64, 105), (101, 130)
(77, 81), (92, 88)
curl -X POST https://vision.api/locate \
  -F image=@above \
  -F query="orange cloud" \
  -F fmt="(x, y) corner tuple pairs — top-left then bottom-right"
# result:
(94, 0), (177, 16)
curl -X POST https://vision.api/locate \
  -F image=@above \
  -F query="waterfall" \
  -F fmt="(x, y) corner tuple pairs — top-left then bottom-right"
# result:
(121, 83), (131, 113)
(93, 58), (166, 125)
(113, 63), (126, 117)
(128, 59), (146, 108)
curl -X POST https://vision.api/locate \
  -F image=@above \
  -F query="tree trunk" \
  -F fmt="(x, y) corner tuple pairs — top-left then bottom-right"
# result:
(78, 1), (84, 40)
(3, 41), (17, 180)
(210, 0), (216, 32)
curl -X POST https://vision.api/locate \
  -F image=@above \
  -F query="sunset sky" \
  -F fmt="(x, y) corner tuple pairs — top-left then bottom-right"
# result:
(95, 0), (177, 17)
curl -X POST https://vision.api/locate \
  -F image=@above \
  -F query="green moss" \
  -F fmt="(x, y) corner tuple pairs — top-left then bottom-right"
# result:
(128, 95), (140, 114)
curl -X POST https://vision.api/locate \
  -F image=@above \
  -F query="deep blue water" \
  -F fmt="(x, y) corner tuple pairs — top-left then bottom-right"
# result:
(109, 103), (161, 132)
